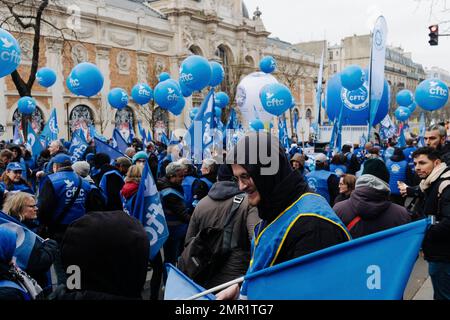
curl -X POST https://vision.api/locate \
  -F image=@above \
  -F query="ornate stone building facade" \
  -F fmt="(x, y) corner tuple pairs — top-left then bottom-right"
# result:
(0, 0), (320, 141)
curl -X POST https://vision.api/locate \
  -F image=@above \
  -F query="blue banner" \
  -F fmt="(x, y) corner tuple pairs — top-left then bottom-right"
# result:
(138, 121), (147, 145)
(244, 219), (429, 300)
(418, 112), (426, 147)
(113, 129), (129, 154)
(278, 114), (290, 151)
(13, 125), (23, 145)
(131, 162), (169, 260)
(94, 137), (126, 161)
(0, 212), (43, 270)
(128, 122), (135, 144)
(69, 129), (89, 163)
(27, 122), (43, 157)
(164, 264), (215, 300)
(40, 108), (59, 148)
(88, 125), (107, 143)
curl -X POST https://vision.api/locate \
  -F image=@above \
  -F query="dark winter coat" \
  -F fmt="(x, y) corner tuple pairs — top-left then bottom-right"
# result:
(333, 174), (412, 239)
(156, 177), (190, 226)
(92, 164), (125, 211)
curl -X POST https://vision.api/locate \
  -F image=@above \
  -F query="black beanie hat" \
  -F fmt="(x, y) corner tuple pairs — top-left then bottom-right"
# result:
(362, 158), (390, 184)
(217, 164), (233, 182)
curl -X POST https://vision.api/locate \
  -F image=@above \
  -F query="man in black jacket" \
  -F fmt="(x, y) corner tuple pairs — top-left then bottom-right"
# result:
(410, 147), (450, 300)
(217, 132), (350, 300)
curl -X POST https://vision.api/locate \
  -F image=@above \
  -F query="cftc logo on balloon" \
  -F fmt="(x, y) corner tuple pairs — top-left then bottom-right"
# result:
(265, 92), (285, 107)
(167, 88), (179, 102)
(0, 28), (21, 78)
(341, 84), (369, 111)
(415, 78), (449, 111)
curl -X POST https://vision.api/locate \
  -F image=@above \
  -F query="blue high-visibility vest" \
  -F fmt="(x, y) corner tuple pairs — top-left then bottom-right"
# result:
(386, 159), (408, 195)
(306, 170), (335, 203)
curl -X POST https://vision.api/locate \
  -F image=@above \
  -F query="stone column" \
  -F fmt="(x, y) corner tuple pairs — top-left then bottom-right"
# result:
(46, 39), (65, 139)
(96, 45), (112, 138)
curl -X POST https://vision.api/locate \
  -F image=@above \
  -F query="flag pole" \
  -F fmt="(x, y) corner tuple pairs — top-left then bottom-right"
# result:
(184, 276), (245, 301)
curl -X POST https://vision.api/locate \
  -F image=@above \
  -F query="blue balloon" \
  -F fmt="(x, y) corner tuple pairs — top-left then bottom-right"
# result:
(396, 90), (414, 107)
(341, 65), (365, 91)
(179, 55), (212, 91)
(190, 107), (199, 120)
(260, 83), (292, 116)
(179, 80), (192, 97)
(214, 92), (230, 109)
(131, 83), (153, 105)
(108, 88), (128, 110)
(407, 101), (417, 113)
(0, 28), (21, 78)
(159, 72), (171, 82)
(250, 119), (265, 131)
(326, 72), (389, 126)
(394, 106), (411, 122)
(36, 67), (56, 88)
(260, 56), (277, 74)
(169, 96), (185, 116)
(68, 63), (104, 97)
(209, 62), (225, 87)
(18, 96), (36, 115)
(154, 79), (181, 110)
(415, 78), (449, 111)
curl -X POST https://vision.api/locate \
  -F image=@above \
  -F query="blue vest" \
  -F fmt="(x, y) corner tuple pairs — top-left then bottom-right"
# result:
(160, 187), (185, 223)
(240, 193), (351, 297)
(200, 177), (213, 190)
(157, 154), (172, 178)
(0, 182), (34, 195)
(48, 171), (91, 225)
(99, 170), (124, 204)
(383, 147), (395, 162)
(0, 280), (30, 300)
(353, 148), (364, 163)
(386, 160), (408, 195)
(306, 170), (335, 203)
(182, 175), (198, 207)
(329, 164), (347, 177)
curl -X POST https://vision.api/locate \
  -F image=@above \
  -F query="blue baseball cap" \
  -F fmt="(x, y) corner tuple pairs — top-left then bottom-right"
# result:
(6, 162), (23, 172)
(52, 154), (73, 166)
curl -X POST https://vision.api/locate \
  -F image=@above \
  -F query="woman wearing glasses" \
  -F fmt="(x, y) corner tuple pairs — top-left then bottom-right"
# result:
(335, 174), (356, 205)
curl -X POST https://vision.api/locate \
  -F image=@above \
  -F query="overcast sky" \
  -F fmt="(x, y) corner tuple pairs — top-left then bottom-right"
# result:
(244, 0), (450, 72)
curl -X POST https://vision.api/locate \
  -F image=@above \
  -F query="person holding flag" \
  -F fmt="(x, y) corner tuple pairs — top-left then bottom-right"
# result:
(217, 132), (350, 300)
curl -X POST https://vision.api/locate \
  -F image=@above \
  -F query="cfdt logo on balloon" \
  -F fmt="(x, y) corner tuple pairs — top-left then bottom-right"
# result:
(341, 85), (369, 111)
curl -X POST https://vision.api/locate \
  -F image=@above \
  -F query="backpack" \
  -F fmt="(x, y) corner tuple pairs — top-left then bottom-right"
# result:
(178, 194), (245, 285)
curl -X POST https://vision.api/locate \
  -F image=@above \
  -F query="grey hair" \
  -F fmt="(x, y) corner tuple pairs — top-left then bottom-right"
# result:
(427, 125), (447, 138)
(202, 158), (217, 170)
(166, 162), (184, 178)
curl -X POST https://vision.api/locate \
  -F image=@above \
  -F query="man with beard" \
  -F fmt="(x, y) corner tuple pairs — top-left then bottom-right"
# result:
(216, 132), (351, 300)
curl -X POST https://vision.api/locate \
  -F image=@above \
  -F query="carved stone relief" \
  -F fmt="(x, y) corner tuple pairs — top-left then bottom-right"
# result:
(116, 51), (131, 75)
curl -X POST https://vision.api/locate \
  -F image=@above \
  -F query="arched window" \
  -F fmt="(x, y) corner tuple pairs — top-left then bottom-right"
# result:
(13, 106), (45, 133)
(115, 106), (135, 139)
(153, 107), (169, 140)
(69, 105), (94, 133)
(215, 45), (234, 92)
(306, 108), (312, 120)
(245, 55), (255, 67)
(189, 45), (203, 56)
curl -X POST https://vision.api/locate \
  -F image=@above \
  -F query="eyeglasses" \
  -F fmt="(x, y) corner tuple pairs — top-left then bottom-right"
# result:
(26, 204), (38, 208)
(232, 174), (252, 184)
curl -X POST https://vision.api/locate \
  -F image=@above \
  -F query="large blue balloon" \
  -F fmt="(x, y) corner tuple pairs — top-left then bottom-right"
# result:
(179, 80), (192, 97)
(108, 88), (128, 110)
(179, 55), (212, 91)
(169, 96), (185, 116)
(0, 28), (21, 78)
(415, 78), (449, 111)
(260, 83), (292, 116)
(250, 119), (265, 132)
(396, 89), (414, 107)
(394, 106), (411, 122)
(341, 65), (365, 91)
(68, 63), (104, 97)
(159, 72), (171, 82)
(131, 83), (153, 105)
(190, 107), (199, 120)
(214, 92), (230, 109)
(326, 72), (389, 126)
(18, 96), (36, 115)
(36, 67), (57, 88)
(259, 56), (277, 74)
(210, 62), (225, 87)
(154, 79), (181, 110)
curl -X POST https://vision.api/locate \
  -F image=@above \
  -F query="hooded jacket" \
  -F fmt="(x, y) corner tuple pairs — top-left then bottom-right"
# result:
(333, 174), (411, 239)
(92, 164), (125, 211)
(50, 211), (149, 300)
(227, 132), (349, 265)
(156, 176), (190, 225)
(184, 181), (260, 288)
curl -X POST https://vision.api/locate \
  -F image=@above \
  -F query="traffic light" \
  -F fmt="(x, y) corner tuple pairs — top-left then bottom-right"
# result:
(429, 25), (439, 46)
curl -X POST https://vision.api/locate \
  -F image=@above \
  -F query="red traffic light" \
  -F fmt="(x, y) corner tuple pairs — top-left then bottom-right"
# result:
(429, 25), (439, 33)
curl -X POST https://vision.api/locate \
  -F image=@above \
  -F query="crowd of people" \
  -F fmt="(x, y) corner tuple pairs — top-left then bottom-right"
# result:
(0, 122), (449, 300)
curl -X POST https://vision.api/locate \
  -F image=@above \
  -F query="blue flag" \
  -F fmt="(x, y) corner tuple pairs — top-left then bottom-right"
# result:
(242, 219), (429, 300)
(160, 132), (170, 146)
(0, 212), (43, 270)
(138, 121), (147, 145)
(40, 108), (59, 148)
(128, 122), (135, 144)
(278, 114), (290, 151)
(131, 162), (169, 260)
(398, 125), (407, 148)
(164, 264), (215, 300)
(13, 125), (23, 145)
(69, 129), (89, 162)
(94, 137), (126, 161)
(147, 130), (153, 143)
(27, 122), (43, 157)
(113, 129), (129, 154)
(418, 112), (426, 147)
(89, 125), (107, 143)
